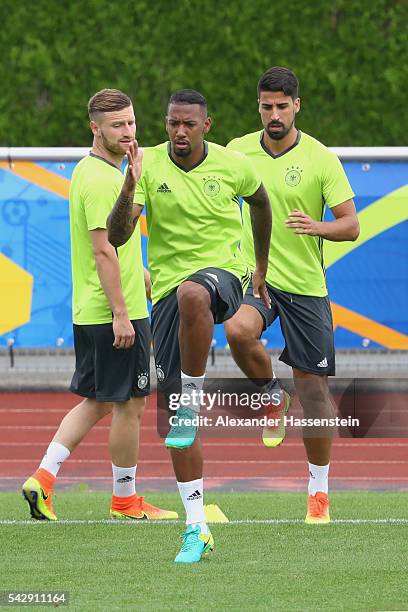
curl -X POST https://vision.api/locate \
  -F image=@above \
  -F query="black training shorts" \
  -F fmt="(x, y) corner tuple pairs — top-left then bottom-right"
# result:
(243, 281), (335, 376)
(70, 318), (151, 402)
(152, 267), (248, 387)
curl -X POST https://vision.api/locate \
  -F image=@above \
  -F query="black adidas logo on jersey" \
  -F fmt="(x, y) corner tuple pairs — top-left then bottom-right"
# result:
(157, 182), (171, 193)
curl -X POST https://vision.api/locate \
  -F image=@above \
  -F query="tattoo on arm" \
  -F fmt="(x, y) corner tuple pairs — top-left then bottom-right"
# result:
(107, 192), (136, 247)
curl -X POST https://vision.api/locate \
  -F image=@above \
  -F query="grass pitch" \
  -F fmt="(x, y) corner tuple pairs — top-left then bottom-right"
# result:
(0, 490), (407, 611)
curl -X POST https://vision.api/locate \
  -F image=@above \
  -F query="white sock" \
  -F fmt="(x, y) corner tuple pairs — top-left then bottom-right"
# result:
(39, 441), (70, 477)
(177, 478), (208, 533)
(112, 464), (137, 497)
(308, 463), (330, 495)
(181, 371), (205, 413)
(262, 374), (282, 404)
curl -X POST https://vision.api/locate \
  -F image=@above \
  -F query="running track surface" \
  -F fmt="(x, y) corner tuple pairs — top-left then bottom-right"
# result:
(1, 393), (407, 491)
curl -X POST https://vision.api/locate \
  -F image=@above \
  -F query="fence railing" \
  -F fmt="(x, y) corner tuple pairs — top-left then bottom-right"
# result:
(1, 147), (408, 161)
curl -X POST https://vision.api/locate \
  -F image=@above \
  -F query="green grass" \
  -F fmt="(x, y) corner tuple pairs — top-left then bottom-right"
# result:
(1, 490), (408, 611)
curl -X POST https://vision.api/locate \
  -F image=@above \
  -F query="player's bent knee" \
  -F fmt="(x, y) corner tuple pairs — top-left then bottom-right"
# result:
(294, 374), (330, 405)
(130, 396), (146, 419)
(113, 397), (146, 420)
(96, 400), (114, 417)
(298, 387), (329, 406)
(225, 318), (256, 347)
(177, 281), (210, 313)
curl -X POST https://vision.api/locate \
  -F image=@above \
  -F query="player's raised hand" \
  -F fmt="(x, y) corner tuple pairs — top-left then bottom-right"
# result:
(285, 209), (322, 236)
(252, 269), (271, 309)
(124, 140), (143, 191)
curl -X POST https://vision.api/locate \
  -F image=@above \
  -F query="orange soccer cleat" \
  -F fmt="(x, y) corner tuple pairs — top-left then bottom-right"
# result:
(305, 491), (330, 524)
(110, 494), (178, 520)
(22, 468), (57, 521)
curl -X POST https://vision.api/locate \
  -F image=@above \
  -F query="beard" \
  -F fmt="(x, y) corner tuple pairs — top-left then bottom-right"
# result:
(266, 125), (290, 140)
(173, 143), (191, 157)
(265, 113), (295, 140)
(100, 130), (128, 156)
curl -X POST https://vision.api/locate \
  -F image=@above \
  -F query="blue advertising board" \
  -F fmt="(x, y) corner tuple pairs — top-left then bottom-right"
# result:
(0, 154), (407, 349)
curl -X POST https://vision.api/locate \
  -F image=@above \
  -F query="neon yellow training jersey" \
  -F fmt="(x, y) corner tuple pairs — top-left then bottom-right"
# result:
(134, 141), (261, 304)
(70, 154), (148, 324)
(227, 130), (355, 297)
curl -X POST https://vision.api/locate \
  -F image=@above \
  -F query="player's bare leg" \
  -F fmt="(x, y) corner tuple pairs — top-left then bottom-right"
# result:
(225, 305), (290, 446)
(54, 398), (113, 451)
(169, 430), (208, 550)
(293, 369), (334, 523)
(110, 397), (144, 517)
(165, 281), (213, 450)
(22, 398), (113, 521)
(225, 305), (271, 382)
(109, 397), (145, 467)
(177, 281), (213, 376)
(292, 370), (334, 464)
(167, 282), (214, 547)
(109, 396), (178, 520)
(170, 438), (203, 482)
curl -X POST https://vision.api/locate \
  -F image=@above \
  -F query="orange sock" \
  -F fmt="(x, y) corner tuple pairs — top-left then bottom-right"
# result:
(111, 493), (138, 510)
(33, 468), (56, 492)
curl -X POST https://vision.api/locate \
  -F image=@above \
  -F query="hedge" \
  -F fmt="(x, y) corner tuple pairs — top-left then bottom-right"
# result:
(0, 0), (407, 147)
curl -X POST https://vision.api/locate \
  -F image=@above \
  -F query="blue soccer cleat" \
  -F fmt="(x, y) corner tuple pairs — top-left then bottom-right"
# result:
(174, 524), (214, 563)
(165, 407), (198, 449)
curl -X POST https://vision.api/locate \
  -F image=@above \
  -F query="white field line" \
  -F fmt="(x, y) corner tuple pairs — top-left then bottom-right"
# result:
(0, 441), (407, 447)
(2, 476), (408, 481)
(0, 518), (408, 526)
(2, 459), (408, 465)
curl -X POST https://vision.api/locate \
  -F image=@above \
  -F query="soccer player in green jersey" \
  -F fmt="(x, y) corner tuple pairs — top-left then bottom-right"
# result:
(108, 89), (272, 562)
(225, 67), (360, 523)
(22, 89), (177, 522)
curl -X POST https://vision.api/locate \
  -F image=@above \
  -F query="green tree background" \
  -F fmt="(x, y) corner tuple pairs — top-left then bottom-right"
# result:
(0, 0), (406, 147)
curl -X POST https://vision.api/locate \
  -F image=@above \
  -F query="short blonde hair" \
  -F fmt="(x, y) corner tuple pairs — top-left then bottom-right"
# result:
(88, 89), (132, 120)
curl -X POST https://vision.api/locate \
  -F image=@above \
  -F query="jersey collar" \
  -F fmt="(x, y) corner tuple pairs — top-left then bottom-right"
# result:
(260, 129), (301, 159)
(167, 141), (208, 172)
(89, 151), (122, 172)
